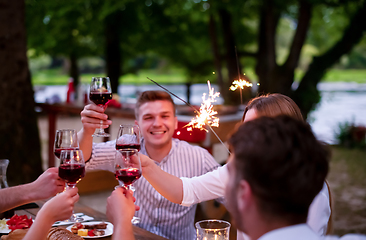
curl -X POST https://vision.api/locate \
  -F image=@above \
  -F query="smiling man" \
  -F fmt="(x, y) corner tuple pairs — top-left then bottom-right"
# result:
(77, 90), (220, 240)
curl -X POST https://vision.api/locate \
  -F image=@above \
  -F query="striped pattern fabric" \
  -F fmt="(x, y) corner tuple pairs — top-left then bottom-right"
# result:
(86, 138), (220, 240)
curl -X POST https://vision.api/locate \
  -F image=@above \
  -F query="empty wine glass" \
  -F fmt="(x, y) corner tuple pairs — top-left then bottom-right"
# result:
(89, 77), (112, 137)
(115, 149), (141, 224)
(54, 129), (79, 159)
(115, 125), (141, 151)
(59, 149), (86, 222)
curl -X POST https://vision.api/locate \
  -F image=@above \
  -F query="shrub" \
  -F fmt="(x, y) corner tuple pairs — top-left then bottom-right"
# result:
(335, 121), (366, 149)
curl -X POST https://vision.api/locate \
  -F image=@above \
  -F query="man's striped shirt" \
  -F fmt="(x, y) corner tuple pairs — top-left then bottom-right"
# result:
(86, 138), (220, 240)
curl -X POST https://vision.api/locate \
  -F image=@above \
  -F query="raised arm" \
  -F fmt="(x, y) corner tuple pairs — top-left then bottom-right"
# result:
(23, 187), (79, 240)
(78, 104), (112, 160)
(107, 188), (136, 240)
(0, 168), (65, 213)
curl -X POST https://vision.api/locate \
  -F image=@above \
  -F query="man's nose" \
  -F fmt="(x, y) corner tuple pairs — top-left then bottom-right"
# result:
(152, 117), (162, 126)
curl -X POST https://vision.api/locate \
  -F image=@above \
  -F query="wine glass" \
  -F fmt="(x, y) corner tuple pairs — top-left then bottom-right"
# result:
(115, 125), (141, 151)
(59, 149), (86, 222)
(54, 129), (79, 159)
(114, 149), (141, 224)
(89, 77), (112, 137)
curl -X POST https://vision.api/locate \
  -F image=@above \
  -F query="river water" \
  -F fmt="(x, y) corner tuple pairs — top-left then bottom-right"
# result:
(34, 82), (366, 144)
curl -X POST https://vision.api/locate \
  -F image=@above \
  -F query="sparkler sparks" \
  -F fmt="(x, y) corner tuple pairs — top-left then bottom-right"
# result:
(185, 81), (220, 132)
(147, 77), (231, 154)
(229, 79), (253, 91)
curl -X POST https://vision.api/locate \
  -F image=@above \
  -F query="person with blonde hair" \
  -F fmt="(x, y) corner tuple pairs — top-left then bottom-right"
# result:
(138, 93), (331, 240)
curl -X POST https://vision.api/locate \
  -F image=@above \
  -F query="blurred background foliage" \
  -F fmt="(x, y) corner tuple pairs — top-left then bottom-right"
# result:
(25, 0), (366, 116)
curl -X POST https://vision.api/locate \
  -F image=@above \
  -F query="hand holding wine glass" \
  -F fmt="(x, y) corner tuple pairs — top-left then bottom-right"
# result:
(54, 129), (79, 159)
(59, 149), (85, 222)
(115, 125), (141, 151)
(114, 149), (141, 189)
(89, 77), (112, 137)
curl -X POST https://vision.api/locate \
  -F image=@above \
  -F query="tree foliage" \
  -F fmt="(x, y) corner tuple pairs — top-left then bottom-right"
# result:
(25, 0), (366, 117)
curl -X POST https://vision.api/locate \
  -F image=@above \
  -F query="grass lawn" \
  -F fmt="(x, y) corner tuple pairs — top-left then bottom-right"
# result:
(31, 68), (366, 85)
(327, 145), (366, 235)
(31, 69), (187, 85)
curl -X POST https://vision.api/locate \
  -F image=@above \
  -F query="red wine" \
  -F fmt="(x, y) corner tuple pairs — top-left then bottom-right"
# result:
(116, 144), (141, 151)
(54, 148), (77, 158)
(59, 164), (85, 185)
(89, 92), (112, 105)
(115, 168), (141, 186)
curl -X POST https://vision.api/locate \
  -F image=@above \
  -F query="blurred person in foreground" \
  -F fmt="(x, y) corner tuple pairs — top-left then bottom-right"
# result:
(137, 93), (331, 239)
(107, 116), (366, 240)
(77, 90), (220, 240)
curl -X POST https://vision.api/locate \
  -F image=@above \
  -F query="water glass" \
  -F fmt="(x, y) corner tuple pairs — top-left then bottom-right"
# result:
(196, 219), (231, 240)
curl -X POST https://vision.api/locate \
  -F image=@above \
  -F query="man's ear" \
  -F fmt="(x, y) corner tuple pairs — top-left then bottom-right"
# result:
(237, 180), (252, 212)
(174, 116), (178, 130)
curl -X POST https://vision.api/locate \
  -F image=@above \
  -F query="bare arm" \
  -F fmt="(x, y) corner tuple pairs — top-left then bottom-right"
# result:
(23, 188), (79, 240)
(0, 168), (65, 213)
(139, 154), (183, 204)
(107, 188), (136, 240)
(78, 104), (112, 160)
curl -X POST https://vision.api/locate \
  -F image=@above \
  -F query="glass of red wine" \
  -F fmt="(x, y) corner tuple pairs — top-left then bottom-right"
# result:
(54, 129), (79, 159)
(115, 149), (141, 224)
(89, 77), (112, 137)
(115, 124), (141, 151)
(59, 149), (86, 222)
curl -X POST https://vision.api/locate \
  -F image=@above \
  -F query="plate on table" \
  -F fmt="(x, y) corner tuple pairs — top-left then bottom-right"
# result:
(52, 213), (94, 226)
(0, 225), (10, 234)
(66, 221), (113, 239)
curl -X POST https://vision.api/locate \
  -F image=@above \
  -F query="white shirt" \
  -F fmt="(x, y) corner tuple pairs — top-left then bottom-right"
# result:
(181, 164), (331, 240)
(258, 224), (366, 240)
(259, 224), (321, 240)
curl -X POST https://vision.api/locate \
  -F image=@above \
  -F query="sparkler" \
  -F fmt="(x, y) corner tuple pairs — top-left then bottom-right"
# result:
(184, 80), (219, 132)
(147, 77), (231, 154)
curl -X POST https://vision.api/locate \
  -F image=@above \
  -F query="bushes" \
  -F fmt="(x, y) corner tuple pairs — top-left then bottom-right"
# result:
(335, 121), (366, 149)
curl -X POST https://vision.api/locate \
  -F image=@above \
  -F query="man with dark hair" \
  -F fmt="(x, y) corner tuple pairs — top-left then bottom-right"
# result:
(78, 90), (219, 240)
(106, 115), (366, 240)
(226, 115), (329, 239)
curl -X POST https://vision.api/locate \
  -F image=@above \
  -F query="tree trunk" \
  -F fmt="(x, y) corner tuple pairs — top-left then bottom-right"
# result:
(209, 14), (226, 101)
(219, 9), (251, 105)
(273, 0), (312, 95)
(293, 0), (366, 118)
(0, 0), (42, 184)
(104, 11), (122, 94)
(255, 0), (280, 94)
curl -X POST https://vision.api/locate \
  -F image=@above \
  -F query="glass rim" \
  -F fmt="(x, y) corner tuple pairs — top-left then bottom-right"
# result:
(119, 124), (139, 127)
(91, 76), (110, 80)
(195, 219), (231, 230)
(56, 129), (77, 133)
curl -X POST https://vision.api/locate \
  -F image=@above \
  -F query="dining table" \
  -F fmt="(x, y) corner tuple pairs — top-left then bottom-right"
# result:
(13, 200), (169, 240)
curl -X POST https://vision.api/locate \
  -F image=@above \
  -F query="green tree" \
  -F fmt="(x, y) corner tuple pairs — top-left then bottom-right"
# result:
(26, 0), (99, 88)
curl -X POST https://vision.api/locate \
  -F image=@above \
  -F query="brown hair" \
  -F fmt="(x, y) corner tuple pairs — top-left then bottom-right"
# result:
(229, 116), (329, 223)
(242, 93), (303, 122)
(135, 91), (176, 118)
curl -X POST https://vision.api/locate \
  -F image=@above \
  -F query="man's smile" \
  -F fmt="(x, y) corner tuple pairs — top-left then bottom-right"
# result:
(150, 130), (167, 135)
